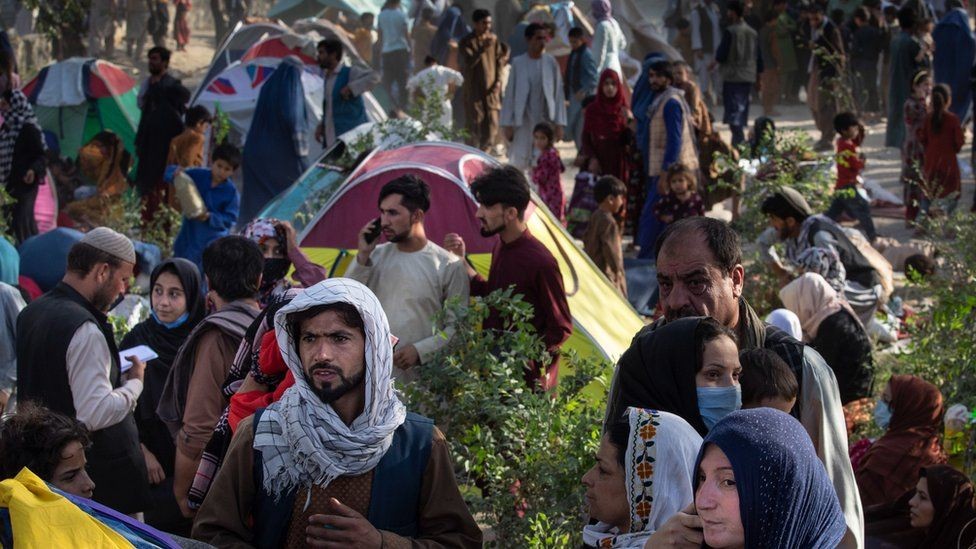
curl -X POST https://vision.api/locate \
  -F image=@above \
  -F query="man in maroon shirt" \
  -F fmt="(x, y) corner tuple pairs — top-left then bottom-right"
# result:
(445, 165), (572, 391)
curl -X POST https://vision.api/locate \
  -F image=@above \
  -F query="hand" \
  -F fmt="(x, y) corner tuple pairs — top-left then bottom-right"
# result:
(393, 344), (421, 369)
(278, 219), (299, 254)
(23, 169), (35, 185)
(491, 82), (500, 95)
(356, 218), (380, 263)
(126, 356), (146, 382)
(444, 233), (466, 258)
(644, 504), (703, 548)
(177, 495), (195, 518)
(707, 61), (717, 71)
(315, 123), (324, 143)
(588, 157), (600, 174)
(340, 85), (353, 99)
(503, 126), (514, 142)
(554, 125), (564, 142)
(306, 498), (383, 548)
(142, 445), (166, 485)
(661, 214), (674, 223)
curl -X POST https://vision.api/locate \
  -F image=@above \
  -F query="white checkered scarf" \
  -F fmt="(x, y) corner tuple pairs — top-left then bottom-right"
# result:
(0, 90), (44, 184)
(254, 278), (406, 500)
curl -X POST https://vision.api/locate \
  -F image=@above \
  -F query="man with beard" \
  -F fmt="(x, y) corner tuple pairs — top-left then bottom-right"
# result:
(459, 9), (510, 152)
(444, 166), (572, 391)
(315, 38), (380, 149)
(605, 216), (864, 548)
(16, 227), (152, 515)
(156, 235), (262, 517)
(346, 175), (469, 379)
(193, 279), (483, 547)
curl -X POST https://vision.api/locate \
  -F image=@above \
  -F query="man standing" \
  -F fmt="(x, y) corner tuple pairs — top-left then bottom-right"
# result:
(772, 0), (799, 103)
(377, 0), (411, 109)
(346, 175), (469, 382)
(806, 3), (846, 150)
(691, 0), (723, 105)
(88, 0), (117, 57)
(564, 26), (599, 150)
(850, 7), (884, 114)
(500, 23), (567, 171)
(607, 217), (865, 548)
(459, 9), (509, 152)
(444, 166), (572, 391)
(406, 55), (464, 129)
(885, 7), (921, 148)
(157, 236), (262, 517)
(636, 60), (699, 259)
(192, 279), (483, 547)
(16, 227), (151, 515)
(315, 39), (380, 149)
(714, 0), (761, 146)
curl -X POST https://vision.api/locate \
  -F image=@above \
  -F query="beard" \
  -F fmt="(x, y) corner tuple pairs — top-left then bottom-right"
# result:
(777, 225), (793, 241)
(92, 283), (120, 313)
(303, 362), (366, 404)
(386, 227), (411, 243)
(664, 305), (701, 323)
(479, 220), (504, 238)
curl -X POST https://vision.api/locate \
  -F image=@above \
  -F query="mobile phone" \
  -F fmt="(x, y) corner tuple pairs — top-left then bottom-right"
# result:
(364, 217), (382, 244)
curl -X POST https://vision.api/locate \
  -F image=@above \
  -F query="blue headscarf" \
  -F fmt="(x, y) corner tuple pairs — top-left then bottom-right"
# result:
(0, 236), (17, 286)
(632, 53), (665, 161)
(694, 409), (847, 549)
(430, 6), (471, 64)
(240, 56), (311, 223)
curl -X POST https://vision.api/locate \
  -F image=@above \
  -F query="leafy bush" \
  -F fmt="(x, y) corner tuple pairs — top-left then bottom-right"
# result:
(403, 289), (607, 547)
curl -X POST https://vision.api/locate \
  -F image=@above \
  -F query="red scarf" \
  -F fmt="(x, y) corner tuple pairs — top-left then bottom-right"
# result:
(584, 68), (629, 138)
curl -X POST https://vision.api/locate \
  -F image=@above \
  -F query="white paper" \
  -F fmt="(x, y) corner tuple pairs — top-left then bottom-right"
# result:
(118, 345), (158, 373)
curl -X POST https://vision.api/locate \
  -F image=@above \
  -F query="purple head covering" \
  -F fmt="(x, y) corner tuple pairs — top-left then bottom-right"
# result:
(591, 0), (612, 21)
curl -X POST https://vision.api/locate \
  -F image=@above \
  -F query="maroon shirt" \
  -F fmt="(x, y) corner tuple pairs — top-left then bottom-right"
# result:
(470, 230), (573, 390)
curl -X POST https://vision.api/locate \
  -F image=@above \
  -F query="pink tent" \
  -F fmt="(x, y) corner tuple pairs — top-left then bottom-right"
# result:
(300, 142), (517, 254)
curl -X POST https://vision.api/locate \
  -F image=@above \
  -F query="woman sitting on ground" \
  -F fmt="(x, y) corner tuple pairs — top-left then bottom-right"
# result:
(582, 408), (703, 547)
(693, 407), (852, 548)
(856, 374), (946, 507)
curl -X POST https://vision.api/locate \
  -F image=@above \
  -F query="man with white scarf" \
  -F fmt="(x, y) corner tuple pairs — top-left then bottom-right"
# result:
(192, 279), (482, 548)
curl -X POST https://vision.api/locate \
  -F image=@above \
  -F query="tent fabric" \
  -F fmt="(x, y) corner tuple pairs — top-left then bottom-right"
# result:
(191, 21), (290, 105)
(268, 0), (408, 22)
(293, 141), (643, 362)
(22, 58), (141, 159)
(241, 34), (319, 65)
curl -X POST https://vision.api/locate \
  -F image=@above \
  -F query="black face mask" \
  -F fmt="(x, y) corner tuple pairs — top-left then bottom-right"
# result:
(262, 258), (291, 285)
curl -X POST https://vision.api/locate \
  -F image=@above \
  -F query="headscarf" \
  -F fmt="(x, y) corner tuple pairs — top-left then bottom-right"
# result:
(604, 317), (710, 435)
(694, 408), (847, 548)
(918, 465), (976, 548)
(0, 90), (44, 184)
(430, 6), (470, 64)
(255, 279), (407, 500)
(856, 375), (947, 506)
(0, 236), (18, 286)
(583, 408), (702, 548)
(779, 272), (860, 342)
(591, 0), (612, 21)
(795, 246), (847, 294)
(242, 218), (293, 307)
(122, 258), (205, 369)
(764, 309), (802, 341)
(632, 54), (664, 160)
(749, 116), (776, 158)
(584, 69), (629, 138)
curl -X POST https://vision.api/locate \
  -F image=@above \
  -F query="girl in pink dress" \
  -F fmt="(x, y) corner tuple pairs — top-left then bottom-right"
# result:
(531, 122), (566, 223)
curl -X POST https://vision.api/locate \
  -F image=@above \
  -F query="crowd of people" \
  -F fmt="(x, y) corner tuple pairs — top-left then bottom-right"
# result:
(1, 0), (975, 546)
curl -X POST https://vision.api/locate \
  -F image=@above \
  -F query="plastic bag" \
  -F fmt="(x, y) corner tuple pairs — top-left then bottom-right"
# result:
(173, 171), (206, 219)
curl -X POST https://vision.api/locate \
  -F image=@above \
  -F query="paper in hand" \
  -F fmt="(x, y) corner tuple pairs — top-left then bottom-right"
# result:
(118, 345), (158, 372)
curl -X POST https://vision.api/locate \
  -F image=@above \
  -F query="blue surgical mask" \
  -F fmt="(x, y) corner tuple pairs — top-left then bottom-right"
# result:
(874, 400), (892, 430)
(151, 310), (190, 329)
(697, 385), (742, 431)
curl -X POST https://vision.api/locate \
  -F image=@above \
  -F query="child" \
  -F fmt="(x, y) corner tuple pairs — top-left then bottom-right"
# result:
(582, 176), (627, 297)
(173, 0), (191, 51)
(531, 122), (566, 223)
(826, 111), (877, 241)
(902, 70), (931, 223)
(739, 348), (798, 413)
(653, 162), (704, 224)
(170, 143), (241, 270)
(918, 83), (964, 217)
(168, 105), (211, 169)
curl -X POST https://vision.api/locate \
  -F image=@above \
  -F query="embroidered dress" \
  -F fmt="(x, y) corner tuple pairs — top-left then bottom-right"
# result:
(532, 147), (566, 222)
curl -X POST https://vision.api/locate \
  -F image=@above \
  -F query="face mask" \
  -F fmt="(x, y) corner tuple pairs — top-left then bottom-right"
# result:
(874, 400), (892, 430)
(697, 385), (742, 431)
(151, 310), (190, 329)
(262, 257), (291, 285)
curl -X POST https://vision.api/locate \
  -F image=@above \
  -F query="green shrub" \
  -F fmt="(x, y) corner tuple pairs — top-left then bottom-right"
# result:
(403, 289), (607, 547)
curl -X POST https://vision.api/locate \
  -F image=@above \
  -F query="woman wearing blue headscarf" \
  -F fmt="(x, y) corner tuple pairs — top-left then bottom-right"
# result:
(693, 408), (850, 548)
(626, 53), (665, 238)
(240, 56), (311, 224)
(430, 5), (471, 68)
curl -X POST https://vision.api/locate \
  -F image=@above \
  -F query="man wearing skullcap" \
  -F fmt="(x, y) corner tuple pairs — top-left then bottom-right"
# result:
(16, 226), (152, 514)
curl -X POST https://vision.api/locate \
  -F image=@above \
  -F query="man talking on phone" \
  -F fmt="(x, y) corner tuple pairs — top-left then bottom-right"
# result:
(192, 279), (482, 547)
(345, 175), (469, 381)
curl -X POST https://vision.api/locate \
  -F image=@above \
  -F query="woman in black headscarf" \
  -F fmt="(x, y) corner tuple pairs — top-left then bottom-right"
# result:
(0, 89), (46, 243)
(119, 257), (204, 536)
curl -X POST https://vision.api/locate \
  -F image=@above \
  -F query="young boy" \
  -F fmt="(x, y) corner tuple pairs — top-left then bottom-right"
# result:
(170, 143), (241, 269)
(583, 176), (628, 297)
(167, 105), (212, 169)
(826, 111), (877, 241)
(739, 348), (799, 413)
